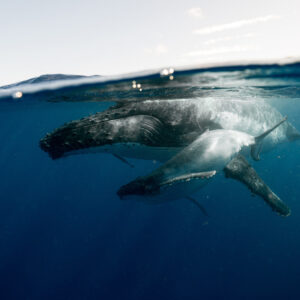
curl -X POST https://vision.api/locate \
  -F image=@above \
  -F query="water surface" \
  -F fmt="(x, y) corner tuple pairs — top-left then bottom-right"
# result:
(1, 62), (300, 299)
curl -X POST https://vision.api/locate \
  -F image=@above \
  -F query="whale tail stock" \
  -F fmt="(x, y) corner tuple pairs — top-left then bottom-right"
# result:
(224, 154), (291, 217)
(251, 116), (288, 161)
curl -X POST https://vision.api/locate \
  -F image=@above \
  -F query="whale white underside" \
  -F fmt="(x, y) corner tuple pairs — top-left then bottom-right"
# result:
(62, 143), (180, 162)
(61, 133), (288, 163)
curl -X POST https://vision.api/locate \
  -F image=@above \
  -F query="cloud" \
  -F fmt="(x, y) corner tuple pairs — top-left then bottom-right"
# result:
(183, 45), (251, 57)
(203, 33), (256, 46)
(145, 44), (168, 55)
(193, 15), (280, 35)
(187, 7), (203, 18)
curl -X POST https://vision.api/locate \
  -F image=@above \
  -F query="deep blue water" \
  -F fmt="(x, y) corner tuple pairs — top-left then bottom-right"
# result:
(1, 63), (300, 299)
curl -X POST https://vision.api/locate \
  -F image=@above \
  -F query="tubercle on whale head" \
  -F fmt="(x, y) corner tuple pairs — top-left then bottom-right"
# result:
(39, 125), (101, 159)
(39, 135), (69, 159)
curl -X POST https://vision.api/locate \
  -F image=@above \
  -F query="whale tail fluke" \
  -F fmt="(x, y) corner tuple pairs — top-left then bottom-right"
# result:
(251, 116), (287, 161)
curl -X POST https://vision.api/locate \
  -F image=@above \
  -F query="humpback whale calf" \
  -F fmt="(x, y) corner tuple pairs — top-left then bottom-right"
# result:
(40, 98), (300, 161)
(117, 117), (291, 217)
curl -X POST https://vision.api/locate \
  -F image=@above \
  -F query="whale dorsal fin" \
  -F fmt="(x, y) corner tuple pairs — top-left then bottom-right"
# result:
(251, 116), (287, 161)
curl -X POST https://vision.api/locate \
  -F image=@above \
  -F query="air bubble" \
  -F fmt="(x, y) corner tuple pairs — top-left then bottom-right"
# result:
(160, 67), (175, 77)
(12, 91), (23, 99)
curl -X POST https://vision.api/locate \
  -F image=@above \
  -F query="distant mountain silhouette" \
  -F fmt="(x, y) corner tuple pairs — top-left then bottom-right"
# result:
(1, 74), (100, 89)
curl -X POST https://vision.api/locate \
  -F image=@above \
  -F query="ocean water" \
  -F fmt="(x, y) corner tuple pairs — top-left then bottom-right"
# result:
(0, 62), (300, 299)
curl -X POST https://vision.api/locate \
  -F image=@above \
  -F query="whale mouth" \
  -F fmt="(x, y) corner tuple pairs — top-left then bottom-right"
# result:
(117, 177), (160, 199)
(117, 171), (217, 199)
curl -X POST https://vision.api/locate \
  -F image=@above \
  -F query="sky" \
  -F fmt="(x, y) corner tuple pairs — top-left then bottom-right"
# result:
(0, 0), (299, 85)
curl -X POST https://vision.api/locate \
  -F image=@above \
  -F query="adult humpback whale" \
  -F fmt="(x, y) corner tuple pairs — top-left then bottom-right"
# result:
(40, 98), (300, 160)
(118, 117), (291, 216)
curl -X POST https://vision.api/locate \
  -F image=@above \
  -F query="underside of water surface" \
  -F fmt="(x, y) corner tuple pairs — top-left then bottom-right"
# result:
(0, 61), (300, 300)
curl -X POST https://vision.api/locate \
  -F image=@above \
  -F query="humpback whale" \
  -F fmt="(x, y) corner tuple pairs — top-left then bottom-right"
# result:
(39, 98), (298, 216)
(117, 117), (291, 217)
(40, 98), (300, 161)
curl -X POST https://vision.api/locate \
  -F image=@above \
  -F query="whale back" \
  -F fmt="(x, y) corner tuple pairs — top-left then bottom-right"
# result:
(192, 98), (298, 150)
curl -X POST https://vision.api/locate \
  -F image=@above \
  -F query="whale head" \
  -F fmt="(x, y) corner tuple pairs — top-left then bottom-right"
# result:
(117, 176), (160, 199)
(117, 171), (217, 203)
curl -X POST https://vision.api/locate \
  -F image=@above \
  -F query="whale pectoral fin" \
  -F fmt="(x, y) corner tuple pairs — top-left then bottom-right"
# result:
(113, 154), (134, 168)
(224, 154), (291, 217)
(160, 171), (217, 187)
(186, 196), (209, 217)
(251, 116), (287, 161)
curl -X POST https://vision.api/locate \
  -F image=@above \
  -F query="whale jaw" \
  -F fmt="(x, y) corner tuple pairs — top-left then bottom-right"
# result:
(118, 177), (160, 199)
(118, 171), (217, 202)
